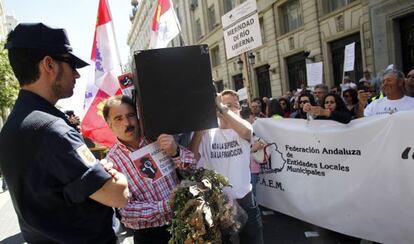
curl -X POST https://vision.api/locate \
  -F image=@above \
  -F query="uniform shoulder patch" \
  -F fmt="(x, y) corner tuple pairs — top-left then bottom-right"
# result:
(76, 144), (97, 167)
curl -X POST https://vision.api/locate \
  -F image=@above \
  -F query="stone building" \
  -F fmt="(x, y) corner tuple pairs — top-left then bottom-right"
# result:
(128, 0), (414, 99)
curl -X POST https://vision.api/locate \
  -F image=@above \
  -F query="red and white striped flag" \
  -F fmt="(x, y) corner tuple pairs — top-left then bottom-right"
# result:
(81, 0), (122, 147)
(149, 0), (181, 49)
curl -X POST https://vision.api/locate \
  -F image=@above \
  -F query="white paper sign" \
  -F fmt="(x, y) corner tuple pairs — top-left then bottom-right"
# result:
(129, 142), (174, 181)
(343, 42), (355, 72)
(252, 112), (414, 244)
(221, 0), (262, 59)
(237, 87), (248, 101)
(306, 62), (323, 86)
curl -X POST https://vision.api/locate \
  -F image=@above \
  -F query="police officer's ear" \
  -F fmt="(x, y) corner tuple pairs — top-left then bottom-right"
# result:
(39, 56), (55, 74)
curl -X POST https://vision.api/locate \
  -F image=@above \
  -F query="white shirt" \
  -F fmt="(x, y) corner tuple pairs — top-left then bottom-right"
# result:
(197, 128), (252, 199)
(364, 96), (414, 116)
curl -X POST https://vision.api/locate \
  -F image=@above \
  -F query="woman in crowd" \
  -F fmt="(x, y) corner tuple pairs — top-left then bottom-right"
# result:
(278, 97), (292, 118)
(266, 98), (284, 119)
(290, 93), (316, 119)
(303, 93), (352, 124)
(343, 88), (359, 118)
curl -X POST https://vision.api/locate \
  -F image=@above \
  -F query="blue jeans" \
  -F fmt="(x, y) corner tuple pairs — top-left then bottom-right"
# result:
(223, 191), (264, 244)
(251, 173), (259, 197)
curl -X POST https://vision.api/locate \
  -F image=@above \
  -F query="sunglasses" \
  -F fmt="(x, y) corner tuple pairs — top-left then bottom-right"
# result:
(51, 56), (77, 70)
(299, 100), (310, 104)
(325, 101), (336, 104)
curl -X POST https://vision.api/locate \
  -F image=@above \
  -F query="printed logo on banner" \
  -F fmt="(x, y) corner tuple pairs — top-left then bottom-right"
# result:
(260, 142), (286, 174)
(133, 153), (162, 181)
(402, 147), (414, 160)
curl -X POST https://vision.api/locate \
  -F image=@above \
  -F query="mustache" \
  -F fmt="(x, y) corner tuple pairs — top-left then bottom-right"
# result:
(125, 125), (135, 133)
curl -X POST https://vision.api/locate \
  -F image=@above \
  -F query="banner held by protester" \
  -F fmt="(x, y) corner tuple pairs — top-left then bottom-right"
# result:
(253, 112), (414, 244)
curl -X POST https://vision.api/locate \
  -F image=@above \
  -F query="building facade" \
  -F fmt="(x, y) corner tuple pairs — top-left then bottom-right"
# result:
(128, 0), (414, 99)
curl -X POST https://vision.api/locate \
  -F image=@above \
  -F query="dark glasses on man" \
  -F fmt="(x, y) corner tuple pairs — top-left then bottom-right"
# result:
(51, 56), (77, 70)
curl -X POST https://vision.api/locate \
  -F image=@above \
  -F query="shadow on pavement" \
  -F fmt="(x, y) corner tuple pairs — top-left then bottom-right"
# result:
(0, 233), (25, 244)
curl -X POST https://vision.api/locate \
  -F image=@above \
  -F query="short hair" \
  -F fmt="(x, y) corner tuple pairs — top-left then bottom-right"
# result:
(298, 93), (316, 106)
(220, 89), (239, 100)
(7, 48), (50, 86)
(102, 95), (136, 121)
(314, 84), (329, 93)
(383, 69), (405, 81)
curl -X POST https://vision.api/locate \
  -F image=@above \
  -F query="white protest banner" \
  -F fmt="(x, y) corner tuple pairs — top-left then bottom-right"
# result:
(306, 62), (323, 86)
(221, 0), (262, 59)
(130, 142), (174, 181)
(237, 87), (248, 101)
(252, 112), (414, 244)
(343, 42), (355, 72)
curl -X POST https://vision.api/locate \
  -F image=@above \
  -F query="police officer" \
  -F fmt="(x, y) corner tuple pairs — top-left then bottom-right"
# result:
(0, 23), (129, 243)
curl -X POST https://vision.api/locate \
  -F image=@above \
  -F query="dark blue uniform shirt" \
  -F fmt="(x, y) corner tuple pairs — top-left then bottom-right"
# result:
(0, 90), (116, 243)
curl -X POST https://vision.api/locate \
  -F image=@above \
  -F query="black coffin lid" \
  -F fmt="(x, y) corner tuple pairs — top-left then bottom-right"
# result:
(133, 45), (218, 140)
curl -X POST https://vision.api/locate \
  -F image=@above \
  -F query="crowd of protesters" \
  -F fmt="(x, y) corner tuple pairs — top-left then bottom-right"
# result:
(2, 21), (414, 244)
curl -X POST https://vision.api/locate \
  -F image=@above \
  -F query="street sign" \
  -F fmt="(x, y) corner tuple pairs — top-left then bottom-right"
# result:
(221, 0), (262, 60)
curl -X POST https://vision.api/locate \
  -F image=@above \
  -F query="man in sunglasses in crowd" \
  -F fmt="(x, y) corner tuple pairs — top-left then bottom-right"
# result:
(0, 23), (129, 243)
(190, 89), (263, 244)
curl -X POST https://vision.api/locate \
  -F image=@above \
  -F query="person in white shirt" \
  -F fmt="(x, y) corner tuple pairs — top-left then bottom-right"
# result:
(360, 69), (414, 116)
(190, 90), (263, 244)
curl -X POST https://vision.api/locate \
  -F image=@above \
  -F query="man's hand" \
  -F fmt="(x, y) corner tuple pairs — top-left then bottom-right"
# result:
(157, 134), (178, 157)
(101, 159), (120, 180)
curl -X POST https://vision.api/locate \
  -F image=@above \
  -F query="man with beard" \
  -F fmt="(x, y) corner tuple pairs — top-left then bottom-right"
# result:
(360, 69), (414, 116)
(103, 95), (194, 244)
(0, 23), (129, 243)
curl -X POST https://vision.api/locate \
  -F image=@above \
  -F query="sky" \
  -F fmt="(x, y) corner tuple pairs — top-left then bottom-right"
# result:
(4, 0), (133, 116)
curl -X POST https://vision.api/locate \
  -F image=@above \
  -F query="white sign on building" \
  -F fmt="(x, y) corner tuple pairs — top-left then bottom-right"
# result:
(221, 0), (262, 60)
(343, 42), (355, 72)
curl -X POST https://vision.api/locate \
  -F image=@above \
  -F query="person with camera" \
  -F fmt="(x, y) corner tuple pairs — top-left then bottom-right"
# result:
(103, 95), (195, 244)
(190, 89), (263, 244)
(0, 23), (129, 243)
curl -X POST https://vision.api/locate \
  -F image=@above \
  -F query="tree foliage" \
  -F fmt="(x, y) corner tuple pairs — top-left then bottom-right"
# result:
(0, 41), (19, 110)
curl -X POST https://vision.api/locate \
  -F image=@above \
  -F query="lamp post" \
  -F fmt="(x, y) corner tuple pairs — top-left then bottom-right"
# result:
(237, 52), (256, 103)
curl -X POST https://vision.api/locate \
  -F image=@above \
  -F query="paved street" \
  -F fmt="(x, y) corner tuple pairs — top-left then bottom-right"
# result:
(0, 183), (362, 244)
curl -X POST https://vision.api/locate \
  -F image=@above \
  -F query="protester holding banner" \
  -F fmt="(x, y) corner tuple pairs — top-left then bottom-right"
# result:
(0, 23), (129, 243)
(360, 69), (414, 116)
(290, 93), (317, 119)
(103, 95), (194, 244)
(190, 89), (263, 244)
(303, 93), (352, 124)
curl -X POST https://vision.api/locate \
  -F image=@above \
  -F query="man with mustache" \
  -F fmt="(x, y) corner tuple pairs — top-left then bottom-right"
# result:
(103, 95), (194, 244)
(360, 68), (414, 116)
(0, 23), (129, 243)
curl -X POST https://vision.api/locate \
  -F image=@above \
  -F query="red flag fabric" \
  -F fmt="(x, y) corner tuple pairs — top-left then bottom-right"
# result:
(149, 0), (181, 49)
(81, 0), (122, 148)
